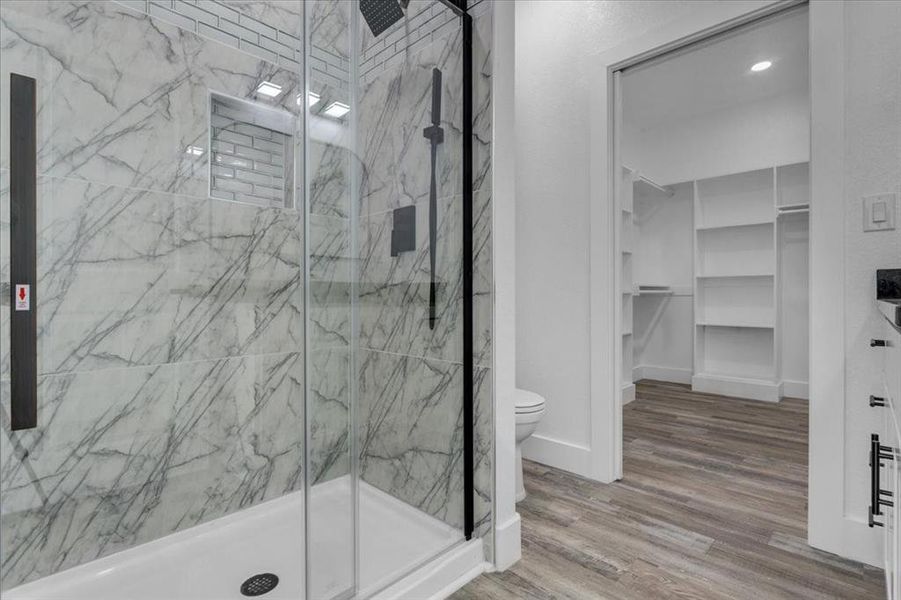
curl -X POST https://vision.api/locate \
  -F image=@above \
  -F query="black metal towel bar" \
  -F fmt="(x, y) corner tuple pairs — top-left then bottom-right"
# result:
(9, 72), (37, 431)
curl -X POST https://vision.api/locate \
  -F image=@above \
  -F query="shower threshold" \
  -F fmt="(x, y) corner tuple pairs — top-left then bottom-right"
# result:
(4, 476), (463, 600)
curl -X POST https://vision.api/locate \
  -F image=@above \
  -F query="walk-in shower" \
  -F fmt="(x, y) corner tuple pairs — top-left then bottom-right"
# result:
(0, 1), (494, 598)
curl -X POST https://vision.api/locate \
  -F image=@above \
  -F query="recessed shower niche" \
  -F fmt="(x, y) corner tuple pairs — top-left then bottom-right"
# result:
(209, 93), (295, 209)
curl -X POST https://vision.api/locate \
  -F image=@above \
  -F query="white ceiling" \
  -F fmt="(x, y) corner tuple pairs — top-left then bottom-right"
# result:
(623, 7), (809, 128)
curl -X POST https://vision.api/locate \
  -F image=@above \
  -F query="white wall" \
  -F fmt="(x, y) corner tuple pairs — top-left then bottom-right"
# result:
(808, 0), (901, 567)
(491, 0), (521, 570)
(515, 0), (717, 475)
(840, 0), (901, 552)
(623, 91), (810, 185)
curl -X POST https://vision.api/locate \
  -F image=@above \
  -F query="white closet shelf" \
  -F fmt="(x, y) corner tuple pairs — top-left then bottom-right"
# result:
(634, 176), (674, 199)
(696, 219), (774, 232)
(636, 284), (674, 296)
(696, 320), (774, 329)
(696, 272), (774, 279)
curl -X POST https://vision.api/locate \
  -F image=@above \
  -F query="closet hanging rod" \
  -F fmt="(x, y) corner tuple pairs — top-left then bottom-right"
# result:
(778, 206), (810, 215)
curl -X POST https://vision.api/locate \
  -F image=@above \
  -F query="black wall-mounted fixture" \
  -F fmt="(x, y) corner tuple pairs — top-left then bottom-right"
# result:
(359, 0), (406, 38)
(9, 73), (38, 431)
(877, 269), (901, 300)
(390, 205), (416, 257)
(423, 67), (445, 331)
(461, 2), (474, 541)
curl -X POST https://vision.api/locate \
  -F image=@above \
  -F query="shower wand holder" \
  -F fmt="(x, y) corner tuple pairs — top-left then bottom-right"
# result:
(423, 123), (444, 145)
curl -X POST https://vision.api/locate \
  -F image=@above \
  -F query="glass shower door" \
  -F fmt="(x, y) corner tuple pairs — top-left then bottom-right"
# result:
(0, 2), (306, 597)
(306, 0), (470, 597)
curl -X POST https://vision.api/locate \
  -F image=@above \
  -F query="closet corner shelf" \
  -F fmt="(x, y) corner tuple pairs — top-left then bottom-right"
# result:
(696, 219), (774, 232)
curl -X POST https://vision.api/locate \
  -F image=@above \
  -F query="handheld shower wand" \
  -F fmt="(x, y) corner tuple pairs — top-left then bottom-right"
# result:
(423, 68), (444, 330)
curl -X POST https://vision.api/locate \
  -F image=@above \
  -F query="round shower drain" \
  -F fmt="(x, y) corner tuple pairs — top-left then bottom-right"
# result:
(240, 573), (279, 596)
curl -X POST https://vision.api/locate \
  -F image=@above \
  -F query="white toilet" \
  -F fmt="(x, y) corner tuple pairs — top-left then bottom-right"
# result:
(515, 388), (546, 502)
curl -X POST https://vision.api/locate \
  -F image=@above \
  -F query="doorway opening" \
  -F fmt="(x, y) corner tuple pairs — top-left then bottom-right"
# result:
(613, 1), (811, 530)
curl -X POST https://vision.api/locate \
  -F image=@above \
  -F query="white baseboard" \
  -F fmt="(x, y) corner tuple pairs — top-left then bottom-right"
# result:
(692, 373), (782, 402)
(372, 539), (487, 600)
(633, 365), (692, 385)
(492, 513), (522, 571)
(521, 434), (594, 479)
(622, 383), (636, 405)
(782, 379), (809, 399)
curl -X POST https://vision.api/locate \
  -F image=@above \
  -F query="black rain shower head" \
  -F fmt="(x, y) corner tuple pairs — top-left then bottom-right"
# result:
(360, 0), (409, 38)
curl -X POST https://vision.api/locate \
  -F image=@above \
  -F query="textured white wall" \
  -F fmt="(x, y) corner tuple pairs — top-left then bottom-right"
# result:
(515, 0), (712, 456)
(841, 0), (901, 530)
(623, 91), (810, 186)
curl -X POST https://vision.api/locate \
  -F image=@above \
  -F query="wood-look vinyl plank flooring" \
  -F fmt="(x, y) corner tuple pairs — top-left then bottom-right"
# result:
(453, 380), (884, 600)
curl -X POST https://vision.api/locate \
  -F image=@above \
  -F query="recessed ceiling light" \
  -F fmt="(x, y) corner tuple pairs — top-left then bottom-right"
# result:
(185, 145), (204, 156)
(307, 91), (321, 107)
(323, 101), (350, 119)
(750, 60), (772, 72)
(255, 81), (283, 98)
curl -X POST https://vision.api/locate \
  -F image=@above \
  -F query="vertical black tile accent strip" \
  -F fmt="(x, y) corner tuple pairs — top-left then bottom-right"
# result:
(462, 5), (474, 541)
(9, 73), (37, 431)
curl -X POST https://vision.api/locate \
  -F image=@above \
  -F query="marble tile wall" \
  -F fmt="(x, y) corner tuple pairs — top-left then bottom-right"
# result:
(0, 1), (304, 590)
(307, 0), (354, 487)
(355, 0), (494, 553)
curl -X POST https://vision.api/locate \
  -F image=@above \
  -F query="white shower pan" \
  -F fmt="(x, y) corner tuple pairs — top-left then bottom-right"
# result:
(4, 477), (465, 600)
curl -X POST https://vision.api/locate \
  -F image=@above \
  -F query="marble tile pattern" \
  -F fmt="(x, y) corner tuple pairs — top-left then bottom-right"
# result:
(472, 2), (493, 554)
(0, 1), (305, 590)
(0, 1), (302, 200)
(358, 23), (464, 218)
(355, 0), (495, 554)
(0, 352), (304, 588)
(306, 0), (354, 487)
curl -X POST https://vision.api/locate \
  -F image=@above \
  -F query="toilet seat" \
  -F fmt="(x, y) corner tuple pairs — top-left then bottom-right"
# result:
(515, 389), (546, 414)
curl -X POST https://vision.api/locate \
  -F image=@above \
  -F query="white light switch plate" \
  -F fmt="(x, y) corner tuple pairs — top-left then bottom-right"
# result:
(863, 193), (896, 232)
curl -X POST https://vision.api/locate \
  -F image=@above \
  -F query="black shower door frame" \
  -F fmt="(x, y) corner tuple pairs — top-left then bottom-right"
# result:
(437, 0), (474, 541)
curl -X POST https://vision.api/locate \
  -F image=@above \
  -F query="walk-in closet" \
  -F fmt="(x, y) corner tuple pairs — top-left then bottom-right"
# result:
(617, 5), (810, 405)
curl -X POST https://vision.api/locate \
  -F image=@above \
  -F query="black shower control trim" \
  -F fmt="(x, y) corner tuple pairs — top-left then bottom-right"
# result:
(871, 339), (887, 347)
(390, 205), (416, 257)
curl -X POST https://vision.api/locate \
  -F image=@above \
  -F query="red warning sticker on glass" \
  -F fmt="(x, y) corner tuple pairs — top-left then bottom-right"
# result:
(14, 284), (30, 311)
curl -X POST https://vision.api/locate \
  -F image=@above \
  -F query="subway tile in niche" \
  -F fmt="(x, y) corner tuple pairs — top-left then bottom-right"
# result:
(210, 94), (295, 209)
